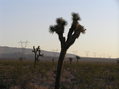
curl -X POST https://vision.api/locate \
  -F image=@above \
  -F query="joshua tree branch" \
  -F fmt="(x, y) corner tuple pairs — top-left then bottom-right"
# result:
(58, 34), (65, 49)
(66, 29), (81, 49)
(67, 21), (78, 40)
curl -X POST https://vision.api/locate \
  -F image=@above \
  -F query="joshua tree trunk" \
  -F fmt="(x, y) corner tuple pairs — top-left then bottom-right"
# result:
(55, 49), (66, 89)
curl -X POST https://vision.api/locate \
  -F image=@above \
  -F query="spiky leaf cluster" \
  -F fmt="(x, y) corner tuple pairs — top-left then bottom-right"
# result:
(70, 13), (86, 38)
(74, 24), (86, 38)
(72, 13), (81, 21)
(49, 18), (67, 34)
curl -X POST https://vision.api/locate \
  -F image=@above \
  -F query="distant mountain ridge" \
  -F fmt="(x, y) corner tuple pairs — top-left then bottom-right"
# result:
(0, 46), (117, 63)
(0, 46), (76, 59)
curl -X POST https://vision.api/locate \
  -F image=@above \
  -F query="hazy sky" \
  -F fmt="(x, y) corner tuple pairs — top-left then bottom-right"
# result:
(0, 0), (118, 58)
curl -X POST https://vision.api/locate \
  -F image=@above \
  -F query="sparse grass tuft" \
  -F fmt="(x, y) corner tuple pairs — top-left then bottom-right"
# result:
(0, 60), (119, 89)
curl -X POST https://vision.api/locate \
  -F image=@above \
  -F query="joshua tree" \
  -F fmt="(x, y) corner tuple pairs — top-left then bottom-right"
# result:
(76, 55), (80, 62)
(49, 13), (86, 89)
(32, 46), (43, 65)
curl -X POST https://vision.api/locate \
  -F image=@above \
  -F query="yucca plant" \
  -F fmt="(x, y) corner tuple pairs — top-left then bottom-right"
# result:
(32, 46), (43, 65)
(76, 56), (80, 62)
(49, 13), (86, 89)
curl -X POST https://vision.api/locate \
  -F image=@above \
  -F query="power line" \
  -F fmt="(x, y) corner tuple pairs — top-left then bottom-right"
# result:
(18, 40), (30, 59)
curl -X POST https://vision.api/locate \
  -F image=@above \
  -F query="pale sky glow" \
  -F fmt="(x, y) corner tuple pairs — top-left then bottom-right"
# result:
(0, 0), (118, 58)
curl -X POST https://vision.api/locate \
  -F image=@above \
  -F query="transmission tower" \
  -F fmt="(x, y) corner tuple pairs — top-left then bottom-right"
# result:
(18, 40), (30, 60)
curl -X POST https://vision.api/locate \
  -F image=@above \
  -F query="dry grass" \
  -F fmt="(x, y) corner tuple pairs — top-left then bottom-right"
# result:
(0, 60), (119, 89)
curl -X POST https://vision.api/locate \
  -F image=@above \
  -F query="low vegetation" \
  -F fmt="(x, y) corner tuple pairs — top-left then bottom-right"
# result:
(0, 60), (119, 89)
